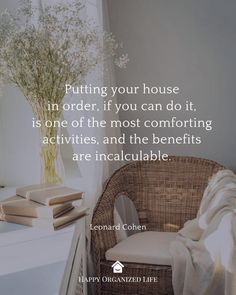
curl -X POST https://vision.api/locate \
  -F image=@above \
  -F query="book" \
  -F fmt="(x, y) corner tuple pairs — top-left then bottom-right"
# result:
(16, 183), (60, 198)
(0, 196), (73, 219)
(0, 195), (22, 220)
(16, 184), (83, 205)
(1, 207), (88, 230)
(0, 195), (22, 205)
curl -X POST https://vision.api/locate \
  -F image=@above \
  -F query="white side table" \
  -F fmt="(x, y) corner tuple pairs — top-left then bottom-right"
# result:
(0, 188), (87, 295)
(60, 217), (87, 295)
(0, 222), (74, 295)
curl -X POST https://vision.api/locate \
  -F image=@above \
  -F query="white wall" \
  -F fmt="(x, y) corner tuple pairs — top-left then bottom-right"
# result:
(108, 0), (236, 171)
(1, 0), (236, 187)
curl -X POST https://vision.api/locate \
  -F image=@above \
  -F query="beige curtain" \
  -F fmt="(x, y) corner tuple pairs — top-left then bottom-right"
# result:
(62, 1), (122, 294)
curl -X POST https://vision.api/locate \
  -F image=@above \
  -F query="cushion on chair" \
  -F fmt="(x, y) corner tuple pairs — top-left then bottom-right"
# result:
(105, 231), (177, 266)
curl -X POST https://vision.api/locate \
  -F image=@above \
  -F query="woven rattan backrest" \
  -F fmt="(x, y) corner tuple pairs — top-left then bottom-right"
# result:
(93, 157), (224, 233)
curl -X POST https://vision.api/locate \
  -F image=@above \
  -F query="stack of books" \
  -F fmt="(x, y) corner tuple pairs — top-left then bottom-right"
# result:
(0, 184), (87, 230)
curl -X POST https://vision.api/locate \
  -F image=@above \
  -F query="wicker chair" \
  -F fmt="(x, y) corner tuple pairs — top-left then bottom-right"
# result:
(91, 156), (224, 295)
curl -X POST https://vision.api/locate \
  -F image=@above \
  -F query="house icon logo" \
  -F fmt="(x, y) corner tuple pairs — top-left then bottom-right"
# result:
(112, 261), (124, 273)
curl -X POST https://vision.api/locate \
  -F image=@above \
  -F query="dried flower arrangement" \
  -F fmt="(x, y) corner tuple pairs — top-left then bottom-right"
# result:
(0, 0), (128, 184)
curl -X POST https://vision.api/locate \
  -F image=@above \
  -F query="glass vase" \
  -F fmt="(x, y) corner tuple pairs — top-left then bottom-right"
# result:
(39, 124), (65, 184)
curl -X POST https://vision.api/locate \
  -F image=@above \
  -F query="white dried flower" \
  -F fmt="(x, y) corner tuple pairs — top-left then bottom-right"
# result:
(114, 54), (129, 68)
(0, 0), (128, 107)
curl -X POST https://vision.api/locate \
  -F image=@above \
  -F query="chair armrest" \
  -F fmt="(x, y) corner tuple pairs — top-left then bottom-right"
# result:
(91, 168), (129, 262)
(91, 203), (117, 262)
